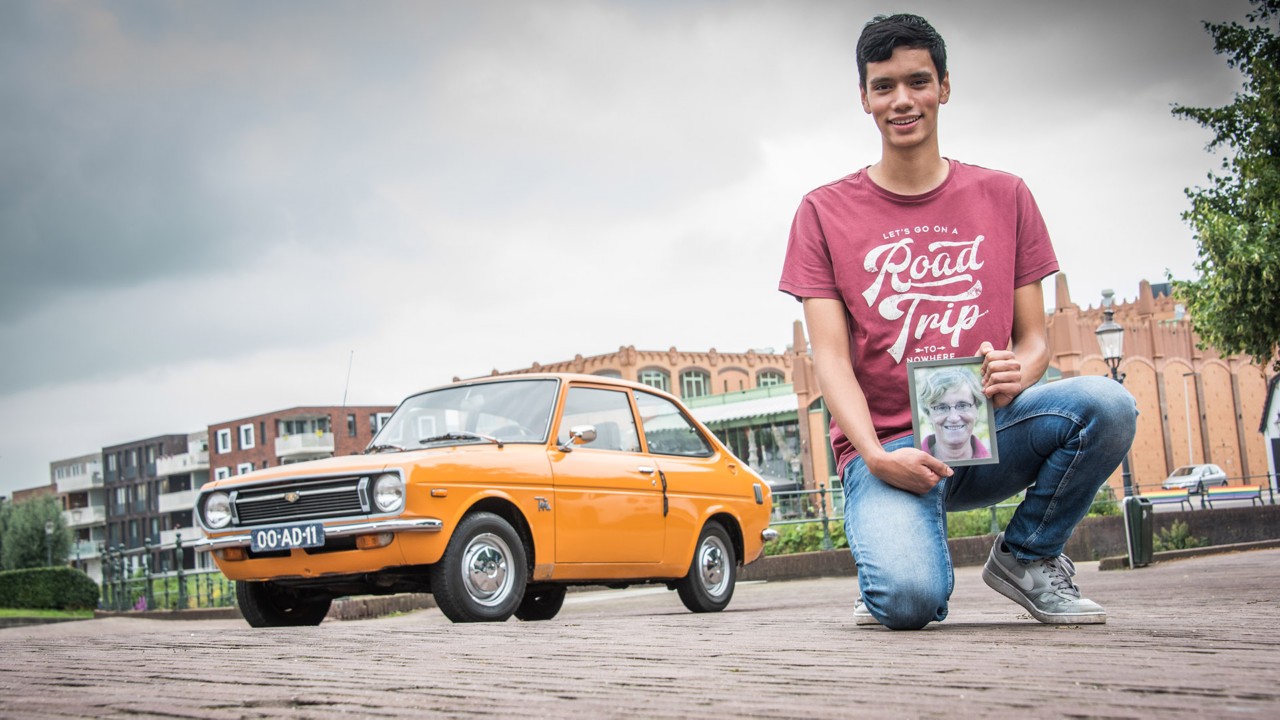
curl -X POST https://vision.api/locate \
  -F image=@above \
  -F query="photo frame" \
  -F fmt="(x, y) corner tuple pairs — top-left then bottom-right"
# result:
(906, 356), (999, 467)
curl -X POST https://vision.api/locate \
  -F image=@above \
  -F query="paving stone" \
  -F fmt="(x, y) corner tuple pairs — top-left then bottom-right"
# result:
(2, 549), (1279, 718)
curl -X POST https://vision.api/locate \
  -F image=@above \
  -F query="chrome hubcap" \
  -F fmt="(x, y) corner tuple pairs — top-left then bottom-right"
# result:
(698, 536), (729, 597)
(461, 532), (513, 607)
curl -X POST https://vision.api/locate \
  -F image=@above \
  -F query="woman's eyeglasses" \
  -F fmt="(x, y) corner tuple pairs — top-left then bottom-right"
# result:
(929, 402), (975, 416)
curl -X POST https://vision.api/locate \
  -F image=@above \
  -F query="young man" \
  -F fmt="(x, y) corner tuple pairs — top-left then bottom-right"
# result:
(778, 14), (1137, 630)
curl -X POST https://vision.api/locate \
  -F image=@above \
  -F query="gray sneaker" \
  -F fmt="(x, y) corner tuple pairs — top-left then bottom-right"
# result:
(853, 597), (880, 626)
(982, 533), (1107, 624)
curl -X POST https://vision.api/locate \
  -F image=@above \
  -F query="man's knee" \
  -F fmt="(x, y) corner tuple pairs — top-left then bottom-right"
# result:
(866, 580), (947, 630)
(1073, 375), (1138, 439)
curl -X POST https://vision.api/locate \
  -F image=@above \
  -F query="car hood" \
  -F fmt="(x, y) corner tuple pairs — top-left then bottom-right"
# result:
(200, 443), (524, 492)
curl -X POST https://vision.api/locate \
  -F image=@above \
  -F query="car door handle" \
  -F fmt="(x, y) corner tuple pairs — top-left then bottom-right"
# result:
(638, 466), (656, 475)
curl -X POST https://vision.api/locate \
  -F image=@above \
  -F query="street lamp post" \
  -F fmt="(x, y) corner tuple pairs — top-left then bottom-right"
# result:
(1095, 290), (1134, 497)
(44, 520), (54, 566)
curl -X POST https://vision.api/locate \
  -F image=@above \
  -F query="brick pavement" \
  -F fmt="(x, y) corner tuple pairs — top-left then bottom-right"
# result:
(2, 548), (1278, 718)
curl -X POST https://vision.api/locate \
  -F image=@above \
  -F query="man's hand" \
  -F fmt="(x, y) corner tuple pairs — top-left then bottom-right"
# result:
(978, 340), (1023, 408)
(865, 447), (954, 494)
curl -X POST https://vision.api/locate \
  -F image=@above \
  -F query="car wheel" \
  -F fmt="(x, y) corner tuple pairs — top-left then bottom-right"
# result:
(514, 584), (567, 621)
(430, 511), (527, 623)
(236, 580), (332, 628)
(675, 521), (736, 613)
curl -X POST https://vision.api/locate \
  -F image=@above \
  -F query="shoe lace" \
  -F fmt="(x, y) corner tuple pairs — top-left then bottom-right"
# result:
(1038, 555), (1081, 597)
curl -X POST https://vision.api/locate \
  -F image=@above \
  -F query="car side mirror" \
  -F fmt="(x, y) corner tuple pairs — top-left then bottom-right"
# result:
(558, 425), (597, 453)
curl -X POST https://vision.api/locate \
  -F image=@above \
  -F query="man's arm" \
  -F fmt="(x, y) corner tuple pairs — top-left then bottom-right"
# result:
(803, 297), (952, 494)
(980, 280), (1050, 407)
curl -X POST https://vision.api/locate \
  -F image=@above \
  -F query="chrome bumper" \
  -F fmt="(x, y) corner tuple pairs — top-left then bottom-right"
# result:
(192, 518), (444, 553)
(761, 528), (779, 542)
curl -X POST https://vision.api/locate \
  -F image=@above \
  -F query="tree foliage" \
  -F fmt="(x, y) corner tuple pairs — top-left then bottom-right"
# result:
(1171, 0), (1280, 371)
(0, 495), (70, 571)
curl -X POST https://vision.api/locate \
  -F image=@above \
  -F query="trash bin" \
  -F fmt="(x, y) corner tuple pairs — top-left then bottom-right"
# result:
(1122, 495), (1153, 568)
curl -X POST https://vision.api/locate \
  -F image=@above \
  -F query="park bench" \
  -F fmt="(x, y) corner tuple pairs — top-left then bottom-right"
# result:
(1204, 485), (1263, 508)
(1141, 488), (1193, 511)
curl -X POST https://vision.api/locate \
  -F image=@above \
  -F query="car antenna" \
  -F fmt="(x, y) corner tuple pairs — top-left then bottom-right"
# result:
(341, 350), (354, 408)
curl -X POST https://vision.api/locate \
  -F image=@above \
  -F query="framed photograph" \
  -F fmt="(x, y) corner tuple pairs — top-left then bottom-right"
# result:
(906, 356), (999, 467)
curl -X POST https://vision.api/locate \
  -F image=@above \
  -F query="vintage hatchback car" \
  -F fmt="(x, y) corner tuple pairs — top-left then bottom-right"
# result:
(194, 374), (776, 626)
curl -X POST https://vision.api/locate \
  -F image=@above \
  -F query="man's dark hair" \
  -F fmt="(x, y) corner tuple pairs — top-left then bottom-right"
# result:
(856, 13), (947, 89)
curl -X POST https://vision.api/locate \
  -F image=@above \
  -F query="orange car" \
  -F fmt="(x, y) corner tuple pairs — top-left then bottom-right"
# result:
(194, 374), (776, 626)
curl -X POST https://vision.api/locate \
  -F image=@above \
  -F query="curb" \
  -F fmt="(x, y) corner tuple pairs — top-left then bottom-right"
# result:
(1097, 538), (1280, 571)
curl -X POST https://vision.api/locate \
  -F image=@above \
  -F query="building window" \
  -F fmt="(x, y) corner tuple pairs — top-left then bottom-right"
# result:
(680, 369), (710, 399)
(239, 424), (255, 450)
(758, 370), (784, 387)
(237, 462), (254, 476)
(348, 414), (357, 437)
(370, 413), (391, 434)
(638, 368), (670, 392)
(215, 467), (230, 480)
(215, 429), (232, 454)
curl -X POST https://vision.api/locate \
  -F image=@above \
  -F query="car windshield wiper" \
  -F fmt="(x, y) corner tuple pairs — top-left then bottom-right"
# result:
(365, 443), (406, 454)
(418, 431), (504, 449)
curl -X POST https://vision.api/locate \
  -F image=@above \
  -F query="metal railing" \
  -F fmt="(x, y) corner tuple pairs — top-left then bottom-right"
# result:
(99, 535), (236, 612)
(1128, 472), (1276, 508)
(769, 481), (1122, 550)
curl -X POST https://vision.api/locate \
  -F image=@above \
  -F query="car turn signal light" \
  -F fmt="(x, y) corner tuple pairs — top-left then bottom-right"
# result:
(216, 547), (246, 562)
(356, 533), (394, 550)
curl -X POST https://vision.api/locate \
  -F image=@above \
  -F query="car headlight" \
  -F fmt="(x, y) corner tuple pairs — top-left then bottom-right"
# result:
(204, 492), (232, 529)
(373, 473), (405, 513)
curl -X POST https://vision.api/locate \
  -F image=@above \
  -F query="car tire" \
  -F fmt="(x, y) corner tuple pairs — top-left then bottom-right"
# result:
(236, 580), (332, 628)
(675, 521), (736, 613)
(514, 584), (567, 621)
(431, 511), (527, 623)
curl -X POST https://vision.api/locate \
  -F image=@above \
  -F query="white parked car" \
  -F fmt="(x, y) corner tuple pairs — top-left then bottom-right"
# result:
(1161, 464), (1228, 493)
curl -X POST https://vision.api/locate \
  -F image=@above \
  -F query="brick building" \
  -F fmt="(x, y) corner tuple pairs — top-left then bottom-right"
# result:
(207, 405), (396, 481)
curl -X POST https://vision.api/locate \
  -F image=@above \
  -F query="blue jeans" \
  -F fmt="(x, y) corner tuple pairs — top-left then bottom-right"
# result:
(842, 375), (1137, 630)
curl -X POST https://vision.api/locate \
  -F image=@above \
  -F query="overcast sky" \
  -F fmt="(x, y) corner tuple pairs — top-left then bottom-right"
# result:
(0, 0), (1255, 497)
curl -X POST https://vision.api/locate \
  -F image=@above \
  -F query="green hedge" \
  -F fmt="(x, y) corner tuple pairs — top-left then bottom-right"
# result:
(0, 566), (100, 610)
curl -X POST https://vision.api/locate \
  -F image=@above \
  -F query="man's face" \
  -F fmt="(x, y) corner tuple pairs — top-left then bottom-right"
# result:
(860, 46), (950, 151)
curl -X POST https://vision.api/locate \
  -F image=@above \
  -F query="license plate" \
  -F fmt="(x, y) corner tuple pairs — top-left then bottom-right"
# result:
(250, 523), (325, 553)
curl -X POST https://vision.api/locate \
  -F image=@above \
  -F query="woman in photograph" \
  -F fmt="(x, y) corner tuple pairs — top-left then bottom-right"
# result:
(917, 367), (990, 462)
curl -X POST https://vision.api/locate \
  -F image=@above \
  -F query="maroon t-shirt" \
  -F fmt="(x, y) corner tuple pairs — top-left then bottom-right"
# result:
(779, 160), (1059, 476)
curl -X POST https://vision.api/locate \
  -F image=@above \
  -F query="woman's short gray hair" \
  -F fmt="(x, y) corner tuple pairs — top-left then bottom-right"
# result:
(917, 366), (984, 409)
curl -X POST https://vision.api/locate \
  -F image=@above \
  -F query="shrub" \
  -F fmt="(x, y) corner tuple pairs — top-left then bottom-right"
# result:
(764, 521), (848, 555)
(0, 566), (100, 610)
(1154, 520), (1208, 552)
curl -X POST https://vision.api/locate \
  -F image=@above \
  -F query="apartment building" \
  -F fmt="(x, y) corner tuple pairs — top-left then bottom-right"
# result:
(207, 405), (396, 480)
(53, 453), (106, 583)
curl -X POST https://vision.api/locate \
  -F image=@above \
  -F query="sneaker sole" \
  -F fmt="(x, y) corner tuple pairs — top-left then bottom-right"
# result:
(981, 566), (1107, 625)
(854, 613), (880, 627)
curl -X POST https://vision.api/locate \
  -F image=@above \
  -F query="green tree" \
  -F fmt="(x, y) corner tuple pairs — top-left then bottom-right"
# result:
(0, 496), (70, 571)
(1171, 0), (1280, 371)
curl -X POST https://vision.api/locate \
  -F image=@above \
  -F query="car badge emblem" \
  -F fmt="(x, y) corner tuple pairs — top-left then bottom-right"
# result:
(284, 492), (301, 504)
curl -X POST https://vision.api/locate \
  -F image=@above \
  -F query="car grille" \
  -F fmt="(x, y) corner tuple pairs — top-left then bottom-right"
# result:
(232, 476), (369, 526)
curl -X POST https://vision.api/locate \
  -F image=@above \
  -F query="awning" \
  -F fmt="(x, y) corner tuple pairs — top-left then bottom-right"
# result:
(689, 394), (799, 425)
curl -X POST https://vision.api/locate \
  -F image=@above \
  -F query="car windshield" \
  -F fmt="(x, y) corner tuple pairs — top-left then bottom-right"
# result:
(371, 379), (558, 449)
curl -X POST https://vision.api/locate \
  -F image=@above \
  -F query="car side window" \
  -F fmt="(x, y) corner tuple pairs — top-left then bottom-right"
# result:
(557, 387), (642, 453)
(635, 392), (712, 457)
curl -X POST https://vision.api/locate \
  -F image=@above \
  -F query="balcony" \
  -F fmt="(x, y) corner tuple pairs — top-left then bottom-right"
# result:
(63, 506), (106, 528)
(71, 540), (101, 560)
(56, 470), (103, 494)
(158, 489), (196, 514)
(156, 451), (210, 477)
(159, 527), (205, 547)
(276, 432), (335, 460)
